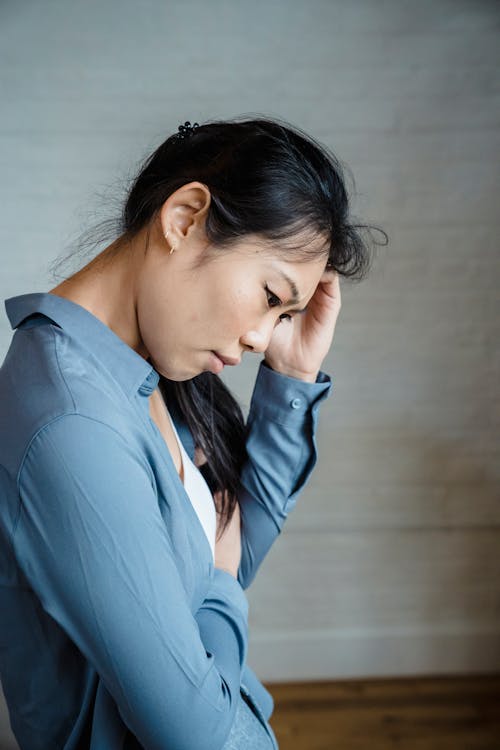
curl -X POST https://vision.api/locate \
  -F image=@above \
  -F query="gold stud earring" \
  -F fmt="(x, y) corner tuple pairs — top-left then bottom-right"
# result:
(165, 230), (176, 254)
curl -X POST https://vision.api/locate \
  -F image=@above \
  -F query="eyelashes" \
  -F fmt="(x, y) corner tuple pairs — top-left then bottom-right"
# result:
(265, 285), (293, 323)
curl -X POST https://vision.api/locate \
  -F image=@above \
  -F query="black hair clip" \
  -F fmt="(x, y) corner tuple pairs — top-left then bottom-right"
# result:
(175, 121), (199, 139)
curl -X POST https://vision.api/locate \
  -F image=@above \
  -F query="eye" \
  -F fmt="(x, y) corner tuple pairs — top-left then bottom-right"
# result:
(265, 285), (293, 323)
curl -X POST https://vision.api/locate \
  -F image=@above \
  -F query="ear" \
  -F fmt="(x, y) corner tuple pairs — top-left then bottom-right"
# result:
(159, 181), (211, 246)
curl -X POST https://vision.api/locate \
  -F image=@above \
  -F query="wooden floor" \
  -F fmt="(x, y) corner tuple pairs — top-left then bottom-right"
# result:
(263, 674), (500, 750)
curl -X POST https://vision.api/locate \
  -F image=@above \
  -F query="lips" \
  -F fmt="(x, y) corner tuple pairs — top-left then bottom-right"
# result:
(213, 351), (241, 366)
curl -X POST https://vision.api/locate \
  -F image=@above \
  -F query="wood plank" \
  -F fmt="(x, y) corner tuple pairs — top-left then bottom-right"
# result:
(264, 675), (500, 750)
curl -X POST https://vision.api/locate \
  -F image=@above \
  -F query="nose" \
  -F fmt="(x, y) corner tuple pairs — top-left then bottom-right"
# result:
(240, 318), (276, 354)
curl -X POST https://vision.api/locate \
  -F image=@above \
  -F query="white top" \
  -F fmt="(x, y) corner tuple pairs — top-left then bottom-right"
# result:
(168, 412), (217, 561)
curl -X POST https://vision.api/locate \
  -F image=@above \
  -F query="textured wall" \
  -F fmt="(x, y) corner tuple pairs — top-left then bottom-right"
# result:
(1, 0), (499, 747)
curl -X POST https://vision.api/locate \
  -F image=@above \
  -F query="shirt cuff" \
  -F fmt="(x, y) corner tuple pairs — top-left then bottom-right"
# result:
(248, 359), (333, 426)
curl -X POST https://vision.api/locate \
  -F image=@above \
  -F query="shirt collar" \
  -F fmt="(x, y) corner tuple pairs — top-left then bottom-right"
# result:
(4, 292), (160, 398)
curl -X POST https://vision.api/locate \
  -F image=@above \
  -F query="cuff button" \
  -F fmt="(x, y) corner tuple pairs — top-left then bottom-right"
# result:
(290, 398), (302, 409)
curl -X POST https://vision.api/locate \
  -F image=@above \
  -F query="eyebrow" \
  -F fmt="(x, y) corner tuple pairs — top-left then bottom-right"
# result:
(277, 270), (307, 312)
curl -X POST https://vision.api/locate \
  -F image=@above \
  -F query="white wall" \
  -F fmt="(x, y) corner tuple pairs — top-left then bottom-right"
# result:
(1, 0), (499, 746)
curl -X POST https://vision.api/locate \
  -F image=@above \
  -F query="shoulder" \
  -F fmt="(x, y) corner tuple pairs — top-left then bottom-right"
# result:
(0, 324), (144, 483)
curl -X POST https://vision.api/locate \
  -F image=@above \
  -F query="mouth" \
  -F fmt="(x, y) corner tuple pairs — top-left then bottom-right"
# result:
(212, 351), (241, 367)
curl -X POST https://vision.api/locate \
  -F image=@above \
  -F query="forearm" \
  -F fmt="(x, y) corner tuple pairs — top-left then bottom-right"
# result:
(237, 359), (332, 589)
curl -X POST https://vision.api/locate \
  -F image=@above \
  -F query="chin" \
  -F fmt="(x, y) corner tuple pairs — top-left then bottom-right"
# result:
(150, 351), (205, 382)
(164, 365), (204, 382)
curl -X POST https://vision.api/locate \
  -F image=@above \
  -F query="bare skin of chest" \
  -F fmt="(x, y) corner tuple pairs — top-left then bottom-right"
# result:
(149, 389), (185, 483)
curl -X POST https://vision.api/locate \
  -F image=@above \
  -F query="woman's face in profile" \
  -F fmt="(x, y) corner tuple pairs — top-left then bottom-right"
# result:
(136, 233), (328, 382)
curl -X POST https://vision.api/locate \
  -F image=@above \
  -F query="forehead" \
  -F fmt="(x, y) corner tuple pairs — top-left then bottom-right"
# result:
(228, 233), (328, 267)
(269, 257), (327, 302)
(220, 234), (327, 297)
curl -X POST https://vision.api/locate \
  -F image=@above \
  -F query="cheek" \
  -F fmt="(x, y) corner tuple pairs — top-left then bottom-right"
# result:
(204, 285), (248, 330)
(222, 298), (252, 334)
(227, 284), (257, 318)
(187, 310), (201, 324)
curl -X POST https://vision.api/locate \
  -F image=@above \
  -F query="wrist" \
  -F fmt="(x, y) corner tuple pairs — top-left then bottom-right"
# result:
(264, 359), (319, 383)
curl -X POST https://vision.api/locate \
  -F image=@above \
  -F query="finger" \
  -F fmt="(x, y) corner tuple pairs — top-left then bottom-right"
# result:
(319, 270), (341, 304)
(321, 268), (339, 284)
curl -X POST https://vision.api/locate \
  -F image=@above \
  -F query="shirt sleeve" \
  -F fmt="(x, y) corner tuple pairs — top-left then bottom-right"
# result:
(237, 359), (333, 590)
(15, 413), (248, 750)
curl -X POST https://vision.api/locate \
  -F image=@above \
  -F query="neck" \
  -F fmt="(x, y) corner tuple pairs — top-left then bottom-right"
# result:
(48, 233), (149, 359)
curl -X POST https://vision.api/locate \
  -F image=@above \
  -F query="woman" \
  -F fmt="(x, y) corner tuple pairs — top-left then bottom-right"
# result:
(0, 116), (381, 749)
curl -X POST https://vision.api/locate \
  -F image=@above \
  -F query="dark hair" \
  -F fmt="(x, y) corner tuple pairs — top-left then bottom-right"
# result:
(49, 114), (387, 538)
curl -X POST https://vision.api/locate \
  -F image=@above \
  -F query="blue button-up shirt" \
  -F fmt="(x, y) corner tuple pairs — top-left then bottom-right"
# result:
(0, 292), (332, 750)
